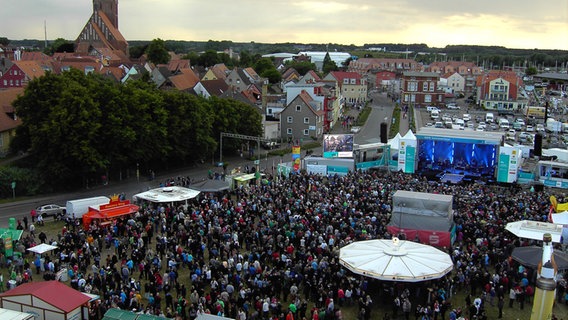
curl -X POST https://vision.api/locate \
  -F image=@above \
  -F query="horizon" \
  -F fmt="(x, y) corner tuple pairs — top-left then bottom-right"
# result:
(2, 0), (567, 51)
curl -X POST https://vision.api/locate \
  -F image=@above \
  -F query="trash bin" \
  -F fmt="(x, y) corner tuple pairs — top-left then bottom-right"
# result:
(8, 280), (16, 290)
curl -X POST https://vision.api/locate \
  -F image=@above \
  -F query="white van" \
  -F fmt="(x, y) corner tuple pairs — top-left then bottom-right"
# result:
(498, 118), (510, 129)
(486, 112), (495, 123)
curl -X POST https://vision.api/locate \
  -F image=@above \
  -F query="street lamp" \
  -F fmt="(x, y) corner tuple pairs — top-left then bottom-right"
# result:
(136, 163), (139, 183)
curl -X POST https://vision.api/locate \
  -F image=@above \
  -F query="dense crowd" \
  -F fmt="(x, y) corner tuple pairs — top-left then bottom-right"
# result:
(3, 169), (568, 320)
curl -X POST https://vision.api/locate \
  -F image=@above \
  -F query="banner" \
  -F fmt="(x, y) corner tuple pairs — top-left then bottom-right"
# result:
(387, 226), (452, 248)
(292, 146), (301, 173)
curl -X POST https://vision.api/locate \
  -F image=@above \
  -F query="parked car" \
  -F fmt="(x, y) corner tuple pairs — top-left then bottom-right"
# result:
(536, 124), (545, 133)
(463, 114), (471, 122)
(447, 104), (460, 110)
(526, 125), (535, 132)
(350, 126), (362, 133)
(36, 204), (66, 218)
(262, 140), (281, 149)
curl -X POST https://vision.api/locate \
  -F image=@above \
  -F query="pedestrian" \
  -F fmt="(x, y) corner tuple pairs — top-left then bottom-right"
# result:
(30, 209), (37, 223)
(497, 296), (504, 318)
(508, 287), (516, 308)
(402, 297), (411, 320)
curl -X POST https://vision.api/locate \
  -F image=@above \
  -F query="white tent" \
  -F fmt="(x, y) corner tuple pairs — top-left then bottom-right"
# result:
(505, 220), (563, 243)
(133, 186), (200, 203)
(388, 133), (402, 151)
(26, 243), (58, 255)
(339, 238), (454, 282)
(551, 211), (568, 225)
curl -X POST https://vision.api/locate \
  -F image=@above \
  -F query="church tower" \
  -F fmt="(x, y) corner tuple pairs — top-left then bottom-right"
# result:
(93, 0), (118, 29)
(75, 0), (128, 59)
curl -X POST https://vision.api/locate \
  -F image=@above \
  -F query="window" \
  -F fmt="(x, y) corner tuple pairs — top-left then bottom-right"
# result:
(267, 108), (273, 114)
(343, 78), (349, 84)
(350, 78), (356, 84)
(304, 117), (309, 124)
(429, 82), (435, 92)
(296, 105), (301, 112)
(407, 81), (417, 91)
(303, 129), (309, 136)
(287, 128), (293, 135)
(3, 80), (6, 86)
(424, 95), (432, 103)
(287, 116), (293, 123)
(423, 82), (428, 91)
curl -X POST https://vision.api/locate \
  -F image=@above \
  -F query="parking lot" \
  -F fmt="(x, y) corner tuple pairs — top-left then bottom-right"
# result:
(416, 99), (568, 149)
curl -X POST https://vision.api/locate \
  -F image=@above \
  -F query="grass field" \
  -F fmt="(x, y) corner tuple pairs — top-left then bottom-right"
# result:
(3, 220), (568, 320)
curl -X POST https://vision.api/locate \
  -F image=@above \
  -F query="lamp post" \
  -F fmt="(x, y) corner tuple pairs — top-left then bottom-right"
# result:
(136, 163), (140, 183)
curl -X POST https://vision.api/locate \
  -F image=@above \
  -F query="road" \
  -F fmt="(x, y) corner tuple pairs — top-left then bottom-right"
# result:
(0, 94), (398, 226)
(354, 91), (398, 145)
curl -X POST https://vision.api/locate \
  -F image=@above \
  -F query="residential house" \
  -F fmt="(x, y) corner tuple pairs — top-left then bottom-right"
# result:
(281, 68), (301, 83)
(201, 63), (229, 81)
(51, 56), (124, 82)
(0, 88), (23, 155)
(298, 70), (321, 84)
(165, 68), (200, 92)
(193, 79), (229, 98)
(476, 70), (526, 114)
(280, 90), (324, 141)
(348, 58), (422, 75)
(440, 71), (466, 94)
(0, 59), (45, 89)
(225, 68), (253, 94)
(401, 71), (443, 107)
(373, 70), (397, 91)
(323, 71), (367, 105)
(427, 61), (482, 97)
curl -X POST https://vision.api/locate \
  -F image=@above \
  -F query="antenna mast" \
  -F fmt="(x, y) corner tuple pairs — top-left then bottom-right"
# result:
(44, 20), (48, 49)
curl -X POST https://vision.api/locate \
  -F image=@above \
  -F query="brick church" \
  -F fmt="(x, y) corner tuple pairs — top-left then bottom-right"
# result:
(75, 0), (129, 63)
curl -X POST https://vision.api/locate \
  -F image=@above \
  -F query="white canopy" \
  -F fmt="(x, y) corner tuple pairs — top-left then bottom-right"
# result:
(26, 243), (58, 255)
(133, 186), (200, 203)
(339, 238), (454, 282)
(505, 220), (563, 243)
(551, 211), (568, 225)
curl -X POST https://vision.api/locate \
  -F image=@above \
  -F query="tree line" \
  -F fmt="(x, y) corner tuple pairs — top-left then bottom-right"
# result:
(7, 69), (262, 194)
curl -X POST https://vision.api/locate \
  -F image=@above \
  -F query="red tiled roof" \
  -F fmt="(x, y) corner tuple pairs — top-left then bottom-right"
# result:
(13, 60), (45, 80)
(0, 88), (23, 131)
(169, 68), (200, 90)
(0, 281), (91, 313)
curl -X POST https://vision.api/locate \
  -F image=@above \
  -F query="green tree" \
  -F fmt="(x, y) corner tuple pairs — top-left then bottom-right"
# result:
(0, 37), (10, 46)
(200, 50), (220, 67)
(129, 45), (147, 59)
(146, 38), (170, 65)
(526, 67), (538, 76)
(322, 52), (338, 74)
(284, 61), (317, 75)
(261, 68), (282, 84)
(43, 38), (74, 55)
(254, 57), (275, 75)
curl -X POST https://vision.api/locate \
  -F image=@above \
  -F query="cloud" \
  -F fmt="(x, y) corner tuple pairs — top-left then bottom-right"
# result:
(1, 0), (567, 50)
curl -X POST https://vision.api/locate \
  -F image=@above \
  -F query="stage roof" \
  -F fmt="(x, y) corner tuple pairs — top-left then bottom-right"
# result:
(416, 128), (504, 145)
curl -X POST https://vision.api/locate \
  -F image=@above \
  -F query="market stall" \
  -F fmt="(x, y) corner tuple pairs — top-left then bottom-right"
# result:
(82, 196), (139, 230)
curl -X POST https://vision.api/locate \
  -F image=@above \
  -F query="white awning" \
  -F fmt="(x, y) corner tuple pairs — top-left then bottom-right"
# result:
(133, 186), (200, 203)
(27, 243), (58, 254)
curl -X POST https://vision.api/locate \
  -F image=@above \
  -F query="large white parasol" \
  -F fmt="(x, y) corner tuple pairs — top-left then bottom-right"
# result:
(505, 220), (563, 243)
(339, 238), (454, 282)
(133, 186), (200, 203)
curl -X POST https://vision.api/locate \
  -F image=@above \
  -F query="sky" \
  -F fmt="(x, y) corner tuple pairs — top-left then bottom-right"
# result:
(2, 0), (568, 50)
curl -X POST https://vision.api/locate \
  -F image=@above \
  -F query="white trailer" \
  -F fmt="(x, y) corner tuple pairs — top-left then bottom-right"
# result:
(65, 196), (110, 219)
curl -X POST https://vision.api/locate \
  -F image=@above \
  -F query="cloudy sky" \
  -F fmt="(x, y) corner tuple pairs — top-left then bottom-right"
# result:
(3, 0), (567, 50)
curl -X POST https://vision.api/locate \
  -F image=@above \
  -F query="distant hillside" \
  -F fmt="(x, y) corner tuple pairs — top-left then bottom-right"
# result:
(6, 38), (568, 69)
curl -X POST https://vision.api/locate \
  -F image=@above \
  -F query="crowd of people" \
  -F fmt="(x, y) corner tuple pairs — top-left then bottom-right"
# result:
(3, 169), (568, 320)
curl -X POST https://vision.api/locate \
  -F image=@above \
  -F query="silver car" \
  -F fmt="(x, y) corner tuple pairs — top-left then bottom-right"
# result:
(36, 204), (66, 218)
